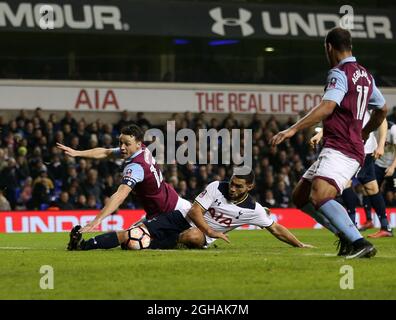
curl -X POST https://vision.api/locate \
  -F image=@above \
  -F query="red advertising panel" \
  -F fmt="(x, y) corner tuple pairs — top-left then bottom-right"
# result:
(0, 208), (395, 233)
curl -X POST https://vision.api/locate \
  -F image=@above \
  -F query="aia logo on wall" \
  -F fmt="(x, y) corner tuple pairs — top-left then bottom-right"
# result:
(74, 89), (120, 110)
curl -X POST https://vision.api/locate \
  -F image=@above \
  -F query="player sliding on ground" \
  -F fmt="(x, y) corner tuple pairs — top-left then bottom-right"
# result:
(67, 168), (313, 251)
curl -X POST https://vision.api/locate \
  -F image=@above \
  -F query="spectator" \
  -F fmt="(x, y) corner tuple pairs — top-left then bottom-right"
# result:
(136, 112), (151, 128)
(33, 167), (54, 190)
(60, 111), (77, 132)
(57, 191), (74, 210)
(386, 106), (396, 123)
(262, 190), (278, 208)
(81, 169), (103, 205)
(15, 154), (30, 181)
(177, 180), (188, 199)
(47, 154), (64, 182)
(273, 181), (290, 208)
(186, 176), (199, 201)
(384, 191), (396, 207)
(116, 110), (133, 133)
(75, 120), (90, 149)
(86, 194), (99, 209)
(33, 107), (47, 129)
(0, 148), (8, 172)
(18, 177), (33, 209)
(28, 168), (54, 210)
(0, 158), (19, 208)
(168, 175), (179, 190)
(68, 185), (79, 205)
(197, 165), (209, 186)
(0, 189), (11, 211)
(75, 194), (88, 209)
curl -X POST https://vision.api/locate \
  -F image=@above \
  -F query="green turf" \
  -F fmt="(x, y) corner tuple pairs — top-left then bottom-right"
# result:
(1, 229), (395, 300)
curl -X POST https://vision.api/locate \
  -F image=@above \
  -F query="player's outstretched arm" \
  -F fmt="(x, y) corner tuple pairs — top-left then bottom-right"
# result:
(80, 184), (132, 233)
(362, 104), (388, 141)
(271, 100), (336, 146)
(187, 202), (230, 243)
(373, 119), (387, 159)
(56, 142), (114, 159)
(266, 222), (314, 248)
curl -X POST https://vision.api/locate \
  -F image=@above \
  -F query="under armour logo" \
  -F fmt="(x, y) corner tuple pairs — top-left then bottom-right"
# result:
(214, 199), (222, 206)
(209, 7), (254, 37)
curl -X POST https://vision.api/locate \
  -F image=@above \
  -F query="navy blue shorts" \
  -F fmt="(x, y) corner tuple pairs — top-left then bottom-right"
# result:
(354, 154), (377, 185)
(374, 164), (396, 190)
(143, 210), (191, 249)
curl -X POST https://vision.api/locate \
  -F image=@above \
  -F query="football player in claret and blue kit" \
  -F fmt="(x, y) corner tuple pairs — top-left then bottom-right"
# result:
(57, 124), (191, 250)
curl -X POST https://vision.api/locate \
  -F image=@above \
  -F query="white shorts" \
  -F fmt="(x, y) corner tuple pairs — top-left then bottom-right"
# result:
(174, 197), (192, 215)
(302, 147), (360, 193)
(130, 197), (192, 228)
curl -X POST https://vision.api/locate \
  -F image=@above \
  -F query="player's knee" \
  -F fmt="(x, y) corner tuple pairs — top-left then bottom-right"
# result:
(117, 230), (129, 244)
(363, 181), (379, 195)
(309, 181), (337, 208)
(292, 180), (311, 208)
(179, 228), (205, 249)
(292, 188), (304, 208)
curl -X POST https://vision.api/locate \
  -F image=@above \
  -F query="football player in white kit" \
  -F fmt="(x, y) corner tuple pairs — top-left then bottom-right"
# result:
(374, 121), (396, 188)
(141, 168), (313, 250)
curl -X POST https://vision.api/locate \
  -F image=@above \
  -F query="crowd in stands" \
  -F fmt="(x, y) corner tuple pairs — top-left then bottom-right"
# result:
(1, 108), (396, 211)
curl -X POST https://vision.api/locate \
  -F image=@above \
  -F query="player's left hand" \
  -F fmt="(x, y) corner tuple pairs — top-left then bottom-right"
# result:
(207, 230), (230, 243)
(270, 128), (296, 146)
(300, 243), (315, 248)
(373, 146), (384, 159)
(80, 220), (101, 233)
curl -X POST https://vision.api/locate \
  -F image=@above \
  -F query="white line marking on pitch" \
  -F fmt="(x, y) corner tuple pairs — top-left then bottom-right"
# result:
(0, 247), (57, 250)
(0, 247), (33, 250)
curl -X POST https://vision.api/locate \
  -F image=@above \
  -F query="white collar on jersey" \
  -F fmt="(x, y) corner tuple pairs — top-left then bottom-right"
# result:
(125, 148), (144, 161)
(337, 56), (356, 67)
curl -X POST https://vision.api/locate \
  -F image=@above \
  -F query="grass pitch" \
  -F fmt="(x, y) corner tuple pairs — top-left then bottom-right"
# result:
(1, 229), (395, 300)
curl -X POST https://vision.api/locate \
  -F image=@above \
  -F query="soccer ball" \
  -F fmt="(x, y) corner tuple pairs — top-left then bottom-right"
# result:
(126, 226), (151, 250)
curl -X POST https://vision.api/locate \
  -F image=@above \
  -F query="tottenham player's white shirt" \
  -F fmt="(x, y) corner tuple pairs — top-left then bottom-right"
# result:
(375, 123), (396, 168)
(363, 110), (378, 154)
(183, 181), (274, 245)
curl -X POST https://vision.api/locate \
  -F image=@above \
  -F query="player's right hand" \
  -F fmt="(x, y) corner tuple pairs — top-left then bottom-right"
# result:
(309, 134), (321, 149)
(385, 166), (395, 177)
(270, 128), (296, 146)
(56, 142), (79, 157)
(373, 145), (385, 159)
(207, 230), (230, 243)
